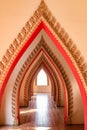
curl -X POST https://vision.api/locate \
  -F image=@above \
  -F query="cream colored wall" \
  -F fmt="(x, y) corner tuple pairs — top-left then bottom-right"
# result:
(0, 0), (85, 125)
(33, 76), (51, 94)
(0, 29), (84, 124)
(0, 0), (87, 62)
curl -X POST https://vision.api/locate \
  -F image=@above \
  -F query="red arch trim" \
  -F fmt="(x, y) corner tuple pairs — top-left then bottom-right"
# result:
(18, 48), (67, 122)
(0, 22), (43, 103)
(0, 21), (87, 128)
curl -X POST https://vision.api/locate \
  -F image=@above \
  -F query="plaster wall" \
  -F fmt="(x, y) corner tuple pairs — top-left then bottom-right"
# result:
(0, 0), (87, 62)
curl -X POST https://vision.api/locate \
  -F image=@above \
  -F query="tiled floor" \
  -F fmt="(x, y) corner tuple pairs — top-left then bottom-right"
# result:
(0, 93), (84, 130)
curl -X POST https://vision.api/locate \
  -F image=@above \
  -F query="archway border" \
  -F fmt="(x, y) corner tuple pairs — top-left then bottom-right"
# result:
(12, 37), (73, 125)
(0, 0), (87, 129)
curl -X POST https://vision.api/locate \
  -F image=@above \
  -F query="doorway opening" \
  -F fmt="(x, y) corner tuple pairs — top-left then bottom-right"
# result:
(36, 68), (48, 86)
(19, 68), (84, 130)
(33, 68), (51, 94)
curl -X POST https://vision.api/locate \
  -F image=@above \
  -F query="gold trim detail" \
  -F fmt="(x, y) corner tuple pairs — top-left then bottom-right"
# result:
(0, 0), (87, 95)
(12, 37), (73, 124)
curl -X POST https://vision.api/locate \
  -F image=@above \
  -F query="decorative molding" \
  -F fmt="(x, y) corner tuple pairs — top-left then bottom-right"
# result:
(12, 37), (73, 124)
(24, 55), (59, 106)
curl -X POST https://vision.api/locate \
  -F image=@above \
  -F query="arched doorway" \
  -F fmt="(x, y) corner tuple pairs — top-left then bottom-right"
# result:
(0, 1), (85, 130)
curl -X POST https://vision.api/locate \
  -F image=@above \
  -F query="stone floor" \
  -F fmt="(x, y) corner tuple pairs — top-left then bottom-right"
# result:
(0, 93), (84, 130)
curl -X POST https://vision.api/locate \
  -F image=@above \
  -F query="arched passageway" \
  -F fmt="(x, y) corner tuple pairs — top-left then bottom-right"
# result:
(0, 1), (86, 130)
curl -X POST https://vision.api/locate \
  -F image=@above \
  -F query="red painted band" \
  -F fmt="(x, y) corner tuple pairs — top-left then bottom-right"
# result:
(0, 21), (87, 129)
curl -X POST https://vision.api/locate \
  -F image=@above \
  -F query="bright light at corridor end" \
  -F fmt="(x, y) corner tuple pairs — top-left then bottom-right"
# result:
(8, 127), (51, 130)
(37, 69), (48, 86)
(34, 127), (51, 130)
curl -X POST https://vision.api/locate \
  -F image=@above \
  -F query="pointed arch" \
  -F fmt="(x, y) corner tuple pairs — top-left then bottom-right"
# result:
(36, 68), (48, 86)
(0, 0), (86, 129)
(11, 44), (74, 125)
(18, 56), (65, 123)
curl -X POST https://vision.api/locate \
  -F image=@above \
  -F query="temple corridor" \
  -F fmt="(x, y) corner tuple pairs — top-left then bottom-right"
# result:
(0, 93), (84, 130)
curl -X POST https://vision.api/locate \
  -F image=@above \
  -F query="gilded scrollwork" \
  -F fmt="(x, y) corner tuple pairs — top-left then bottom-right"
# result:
(13, 39), (19, 49)
(12, 37), (73, 124)
(5, 49), (11, 59)
(0, 0), (87, 94)
(2, 55), (8, 64)
(0, 61), (4, 70)
(25, 22), (31, 33)
(55, 23), (61, 35)
(0, 0), (86, 125)
(58, 28), (65, 39)
(9, 44), (15, 54)
(21, 27), (26, 37)
(73, 50), (80, 60)
(17, 33), (23, 43)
